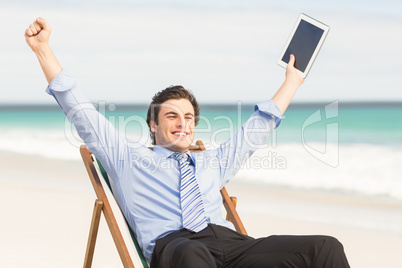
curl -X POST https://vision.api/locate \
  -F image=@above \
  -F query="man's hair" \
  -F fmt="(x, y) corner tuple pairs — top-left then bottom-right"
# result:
(146, 85), (200, 145)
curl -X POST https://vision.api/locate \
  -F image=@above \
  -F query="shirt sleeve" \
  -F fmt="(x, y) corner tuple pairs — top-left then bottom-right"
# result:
(216, 99), (281, 188)
(254, 100), (282, 128)
(45, 69), (132, 181)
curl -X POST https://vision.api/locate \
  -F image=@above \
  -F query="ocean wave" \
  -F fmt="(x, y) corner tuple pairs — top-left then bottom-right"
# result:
(237, 143), (402, 201)
(0, 128), (82, 161)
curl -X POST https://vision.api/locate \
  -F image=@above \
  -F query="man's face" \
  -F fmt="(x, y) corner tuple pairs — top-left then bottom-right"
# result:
(150, 98), (196, 153)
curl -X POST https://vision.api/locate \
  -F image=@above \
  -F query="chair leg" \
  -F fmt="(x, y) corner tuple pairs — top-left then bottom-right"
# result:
(225, 197), (238, 221)
(221, 187), (247, 235)
(84, 200), (104, 268)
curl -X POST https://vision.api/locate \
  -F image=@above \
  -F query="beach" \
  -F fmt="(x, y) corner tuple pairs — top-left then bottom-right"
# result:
(2, 0), (402, 266)
(2, 151), (402, 268)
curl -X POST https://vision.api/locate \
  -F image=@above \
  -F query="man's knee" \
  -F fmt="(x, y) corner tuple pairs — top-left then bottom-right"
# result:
(318, 235), (345, 253)
(162, 238), (216, 268)
(312, 235), (349, 267)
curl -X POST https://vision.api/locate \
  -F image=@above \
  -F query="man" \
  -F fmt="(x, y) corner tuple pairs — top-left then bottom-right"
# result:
(25, 17), (350, 267)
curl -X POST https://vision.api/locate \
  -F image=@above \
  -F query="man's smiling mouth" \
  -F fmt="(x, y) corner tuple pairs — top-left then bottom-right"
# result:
(172, 131), (189, 137)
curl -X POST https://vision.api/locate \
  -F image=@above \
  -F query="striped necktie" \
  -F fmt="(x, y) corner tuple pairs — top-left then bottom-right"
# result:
(172, 153), (208, 232)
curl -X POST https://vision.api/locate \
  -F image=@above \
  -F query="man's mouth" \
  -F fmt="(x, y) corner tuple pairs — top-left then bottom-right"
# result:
(172, 131), (189, 137)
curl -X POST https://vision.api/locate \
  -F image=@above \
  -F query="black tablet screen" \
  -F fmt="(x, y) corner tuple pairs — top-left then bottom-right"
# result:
(282, 19), (324, 72)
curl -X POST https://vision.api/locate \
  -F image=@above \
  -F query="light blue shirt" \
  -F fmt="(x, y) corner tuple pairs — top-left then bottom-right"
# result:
(46, 69), (282, 262)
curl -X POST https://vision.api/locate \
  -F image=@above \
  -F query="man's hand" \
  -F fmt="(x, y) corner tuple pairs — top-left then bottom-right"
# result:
(25, 17), (62, 84)
(271, 54), (304, 115)
(285, 54), (304, 87)
(25, 17), (51, 53)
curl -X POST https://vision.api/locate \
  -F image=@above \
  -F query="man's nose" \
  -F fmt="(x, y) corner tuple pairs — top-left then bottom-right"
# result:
(176, 116), (185, 128)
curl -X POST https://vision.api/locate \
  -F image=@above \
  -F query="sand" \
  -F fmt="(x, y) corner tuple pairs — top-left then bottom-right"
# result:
(1, 151), (402, 268)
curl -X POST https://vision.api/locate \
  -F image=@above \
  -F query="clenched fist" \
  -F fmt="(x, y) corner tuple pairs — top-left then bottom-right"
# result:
(25, 17), (62, 84)
(25, 17), (51, 53)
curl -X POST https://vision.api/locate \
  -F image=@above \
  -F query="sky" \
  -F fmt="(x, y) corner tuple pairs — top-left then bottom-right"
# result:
(1, 0), (402, 104)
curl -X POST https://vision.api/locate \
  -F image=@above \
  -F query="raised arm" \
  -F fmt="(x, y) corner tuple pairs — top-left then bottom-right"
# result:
(24, 17), (137, 186)
(271, 54), (304, 115)
(25, 17), (62, 84)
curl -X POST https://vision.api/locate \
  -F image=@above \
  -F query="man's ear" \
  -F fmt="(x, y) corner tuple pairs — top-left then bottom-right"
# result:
(150, 120), (157, 133)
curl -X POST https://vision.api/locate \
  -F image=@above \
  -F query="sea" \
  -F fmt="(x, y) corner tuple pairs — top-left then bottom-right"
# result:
(1, 101), (402, 202)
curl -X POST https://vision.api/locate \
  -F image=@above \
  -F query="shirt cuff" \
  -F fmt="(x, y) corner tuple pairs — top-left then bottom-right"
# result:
(254, 100), (282, 128)
(45, 69), (77, 95)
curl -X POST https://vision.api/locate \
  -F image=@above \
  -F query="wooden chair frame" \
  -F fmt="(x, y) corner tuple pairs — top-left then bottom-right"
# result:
(81, 140), (247, 268)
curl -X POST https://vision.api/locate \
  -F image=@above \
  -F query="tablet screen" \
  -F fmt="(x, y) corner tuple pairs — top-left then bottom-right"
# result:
(281, 19), (324, 72)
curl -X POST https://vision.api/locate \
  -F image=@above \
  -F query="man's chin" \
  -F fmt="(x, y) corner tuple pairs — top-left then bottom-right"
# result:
(167, 138), (193, 152)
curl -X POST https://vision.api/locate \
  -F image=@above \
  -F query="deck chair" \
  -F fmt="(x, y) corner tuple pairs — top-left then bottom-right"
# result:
(80, 140), (247, 268)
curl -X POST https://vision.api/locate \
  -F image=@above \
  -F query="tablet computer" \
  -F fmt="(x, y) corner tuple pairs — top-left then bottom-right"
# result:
(277, 13), (330, 78)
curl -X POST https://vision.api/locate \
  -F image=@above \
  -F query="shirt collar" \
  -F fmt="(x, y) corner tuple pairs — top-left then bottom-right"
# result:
(153, 145), (194, 164)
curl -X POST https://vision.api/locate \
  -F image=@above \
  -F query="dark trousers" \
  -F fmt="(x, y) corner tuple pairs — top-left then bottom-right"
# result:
(151, 224), (350, 268)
